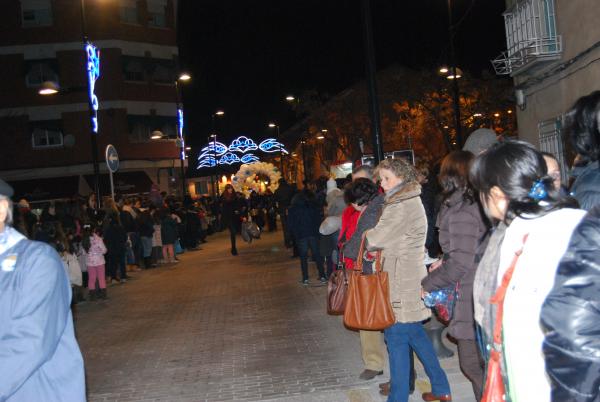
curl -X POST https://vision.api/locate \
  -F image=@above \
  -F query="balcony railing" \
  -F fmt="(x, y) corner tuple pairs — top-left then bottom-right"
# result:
(491, 0), (562, 76)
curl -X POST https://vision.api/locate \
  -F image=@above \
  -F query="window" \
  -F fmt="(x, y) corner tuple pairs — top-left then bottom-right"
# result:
(32, 127), (63, 149)
(151, 61), (174, 84)
(147, 0), (167, 28)
(195, 181), (209, 195)
(492, 0), (562, 75)
(123, 57), (145, 82)
(128, 115), (176, 143)
(21, 0), (53, 27)
(538, 116), (568, 181)
(119, 0), (139, 24)
(25, 60), (59, 87)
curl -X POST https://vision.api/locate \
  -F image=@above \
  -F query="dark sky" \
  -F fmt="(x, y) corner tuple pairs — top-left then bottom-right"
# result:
(178, 0), (507, 163)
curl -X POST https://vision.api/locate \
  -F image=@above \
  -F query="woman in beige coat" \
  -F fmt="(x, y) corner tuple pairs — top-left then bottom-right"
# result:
(365, 159), (451, 402)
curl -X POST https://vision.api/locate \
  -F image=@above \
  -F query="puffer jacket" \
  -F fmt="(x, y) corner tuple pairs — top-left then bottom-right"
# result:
(366, 182), (430, 323)
(570, 161), (600, 211)
(85, 233), (106, 267)
(421, 190), (487, 340)
(541, 205), (600, 402)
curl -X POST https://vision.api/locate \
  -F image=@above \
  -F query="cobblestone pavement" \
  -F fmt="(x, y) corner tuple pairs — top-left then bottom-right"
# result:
(75, 230), (476, 402)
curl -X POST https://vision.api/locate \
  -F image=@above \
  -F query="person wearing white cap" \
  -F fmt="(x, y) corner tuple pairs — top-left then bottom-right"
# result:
(0, 178), (86, 401)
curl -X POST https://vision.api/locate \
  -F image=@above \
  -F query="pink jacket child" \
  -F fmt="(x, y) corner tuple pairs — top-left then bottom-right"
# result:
(86, 233), (107, 267)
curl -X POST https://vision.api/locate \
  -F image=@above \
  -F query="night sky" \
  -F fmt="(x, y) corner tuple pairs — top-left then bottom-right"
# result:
(178, 0), (508, 167)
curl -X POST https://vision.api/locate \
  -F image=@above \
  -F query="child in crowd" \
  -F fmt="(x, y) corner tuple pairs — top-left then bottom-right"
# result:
(82, 226), (108, 301)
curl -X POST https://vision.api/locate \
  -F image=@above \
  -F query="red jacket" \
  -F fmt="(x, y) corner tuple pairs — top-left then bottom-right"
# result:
(339, 205), (360, 269)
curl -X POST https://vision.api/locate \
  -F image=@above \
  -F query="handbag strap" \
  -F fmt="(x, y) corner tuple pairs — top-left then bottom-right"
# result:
(356, 233), (382, 274)
(489, 234), (529, 345)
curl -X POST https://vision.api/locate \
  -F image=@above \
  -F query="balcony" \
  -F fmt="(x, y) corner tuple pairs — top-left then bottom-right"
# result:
(491, 0), (562, 76)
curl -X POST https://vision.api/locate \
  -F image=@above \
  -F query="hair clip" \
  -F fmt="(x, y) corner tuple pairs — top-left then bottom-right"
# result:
(528, 179), (547, 201)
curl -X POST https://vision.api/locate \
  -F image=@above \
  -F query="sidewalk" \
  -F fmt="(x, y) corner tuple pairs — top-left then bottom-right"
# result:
(75, 230), (475, 402)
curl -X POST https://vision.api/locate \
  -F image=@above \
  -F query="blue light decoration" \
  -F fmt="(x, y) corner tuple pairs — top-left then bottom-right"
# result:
(218, 153), (241, 165)
(85, 42), (100, 134)
(240, 154), (260, 164)
(177, 108), (185, 160)
(196, 135), (288, 169)
(259, 138), (289, 154)
(228, 136), (258, 153)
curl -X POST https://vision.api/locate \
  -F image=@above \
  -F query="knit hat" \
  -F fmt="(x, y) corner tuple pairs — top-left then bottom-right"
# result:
(463, 128), (498, 155)
(0, 179), (13, 198)
(326, 178), (337, 194)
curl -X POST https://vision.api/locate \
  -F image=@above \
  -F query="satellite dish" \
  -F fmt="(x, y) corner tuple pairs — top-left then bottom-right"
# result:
(63, 134), (75, 147)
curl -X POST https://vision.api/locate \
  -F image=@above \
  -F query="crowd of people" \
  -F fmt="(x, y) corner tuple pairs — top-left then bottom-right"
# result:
(274, 91), (600, 402)
(2, 91), (600, 402)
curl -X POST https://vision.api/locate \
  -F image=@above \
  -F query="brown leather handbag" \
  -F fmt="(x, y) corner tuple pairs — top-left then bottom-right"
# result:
(343, 237), (395, 330)
(327, 262), (348, 315)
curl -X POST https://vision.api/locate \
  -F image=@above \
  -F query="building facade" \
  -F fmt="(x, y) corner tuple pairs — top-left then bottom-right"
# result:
(492, 0), (600, 178)
(0, 0), (186, 202)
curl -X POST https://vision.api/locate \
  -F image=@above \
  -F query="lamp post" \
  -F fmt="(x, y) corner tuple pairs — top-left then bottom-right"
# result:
(268, 122), (284, 177)
(300, 139), (309, 184)
(174, 72), (190, 198)
(446, 0), (463, 148)
(80, 0), (101, 209)
(211, 110), (225, 196)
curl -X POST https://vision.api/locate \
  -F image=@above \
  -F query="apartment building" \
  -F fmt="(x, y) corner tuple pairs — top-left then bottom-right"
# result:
(0, 0), (185, 202)
(492, 0), (600, 178)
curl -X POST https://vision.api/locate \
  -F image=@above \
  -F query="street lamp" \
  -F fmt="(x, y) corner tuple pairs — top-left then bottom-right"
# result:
(268, 122), (285, 176)
(174, 73), (191, 198)
(445, 0), (463, 148)
(285, 95), (295, 102)
(211, 111), (225, 196)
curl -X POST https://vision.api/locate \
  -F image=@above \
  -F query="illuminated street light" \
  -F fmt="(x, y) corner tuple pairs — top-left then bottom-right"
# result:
(507, 109), (513, 114)
(151, 131), (164, 140)
(473, 113), (483, 117)
(178, 72), (191, 81)
(185, 146), (191, 150)
(321, 129), (328, 133)
(38, 81), (60, 95)
(268, 122), (276, 128)
(215, 110), (225, 116)
(439, 66), (449, 74)
(316, 135), (325, 140)
(494, 112), (500, 117)
(285, 95), (295, 102)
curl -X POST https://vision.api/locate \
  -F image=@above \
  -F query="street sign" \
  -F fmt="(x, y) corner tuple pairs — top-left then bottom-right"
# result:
(105, 144), (119, 201)
(105, 144), (119, 173)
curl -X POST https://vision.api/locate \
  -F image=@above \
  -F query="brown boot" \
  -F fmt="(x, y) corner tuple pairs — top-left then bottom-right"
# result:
(379, 381), (390, 396)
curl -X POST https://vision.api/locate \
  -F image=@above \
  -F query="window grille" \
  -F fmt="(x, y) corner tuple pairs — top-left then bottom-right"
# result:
(491, 0), (561, 75)
(538, 116), (569, 181)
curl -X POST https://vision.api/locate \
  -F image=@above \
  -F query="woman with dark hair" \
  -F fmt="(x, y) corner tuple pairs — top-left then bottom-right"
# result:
(471, 140), (585, 402)
(220, 184), (242, 255)
(421, 150), (487, 400)
(343, 178), (392, 383)
(566, 90), (600, 210)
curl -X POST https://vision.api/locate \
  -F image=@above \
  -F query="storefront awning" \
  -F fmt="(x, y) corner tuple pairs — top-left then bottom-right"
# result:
(84, 171), (154, 196)
(9, 176), (80, 202)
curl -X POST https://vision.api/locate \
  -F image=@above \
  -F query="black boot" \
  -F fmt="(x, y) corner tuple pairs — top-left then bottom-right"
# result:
(88, 289), (97, 302)
(231, 248), (238, 256)
(99, 288), (108, 300)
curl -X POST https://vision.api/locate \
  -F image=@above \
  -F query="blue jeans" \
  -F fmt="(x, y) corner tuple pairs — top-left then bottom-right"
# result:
(384, 322), (450, 402)
(296, 236), (324, 281)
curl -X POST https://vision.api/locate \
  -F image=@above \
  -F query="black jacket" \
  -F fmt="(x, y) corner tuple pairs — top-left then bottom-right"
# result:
(274, 182), (295, 212)
(541, 206), (600, 402)
(287, 192), (321, 240)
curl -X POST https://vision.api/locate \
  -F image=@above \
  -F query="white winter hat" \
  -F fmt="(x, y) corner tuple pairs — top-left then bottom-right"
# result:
(326, 177), (338, 193)
(463, 128), (498, 155)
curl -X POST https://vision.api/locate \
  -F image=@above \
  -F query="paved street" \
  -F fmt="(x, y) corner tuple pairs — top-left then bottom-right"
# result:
(75, 230), (476, 402)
